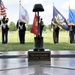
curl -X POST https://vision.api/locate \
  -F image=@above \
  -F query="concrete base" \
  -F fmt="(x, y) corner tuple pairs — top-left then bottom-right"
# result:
(28, 49), (51, 61)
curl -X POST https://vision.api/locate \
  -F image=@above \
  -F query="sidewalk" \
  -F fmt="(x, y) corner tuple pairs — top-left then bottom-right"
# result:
(0, 50), (75, 75)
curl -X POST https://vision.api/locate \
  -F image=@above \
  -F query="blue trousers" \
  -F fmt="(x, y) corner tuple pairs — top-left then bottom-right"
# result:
(2, 31), (8, 44)
(70, 31), (75, 43)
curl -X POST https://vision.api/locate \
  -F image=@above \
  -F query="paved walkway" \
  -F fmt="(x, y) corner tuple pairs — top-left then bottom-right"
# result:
(0, 50), (75, 75)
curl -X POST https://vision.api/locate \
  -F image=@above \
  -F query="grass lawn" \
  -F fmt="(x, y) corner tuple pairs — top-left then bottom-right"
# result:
(0, 30), (75, 52)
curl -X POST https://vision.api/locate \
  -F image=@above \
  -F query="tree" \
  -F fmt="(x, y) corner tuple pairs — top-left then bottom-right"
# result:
(9, 22), (17, 31)
(43, 24), (46, 31)
(47, 24), (52, 31)
(26, 24), (32, 31)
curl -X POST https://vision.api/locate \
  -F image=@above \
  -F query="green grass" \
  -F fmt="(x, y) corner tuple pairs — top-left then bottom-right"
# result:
(0, 30), (75, 52)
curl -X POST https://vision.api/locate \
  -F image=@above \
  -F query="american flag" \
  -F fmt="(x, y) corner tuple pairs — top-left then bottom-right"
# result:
(0, 0), (6, 17)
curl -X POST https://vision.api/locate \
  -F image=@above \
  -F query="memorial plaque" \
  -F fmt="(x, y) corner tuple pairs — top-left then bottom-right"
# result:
(28, 50), (51, 61)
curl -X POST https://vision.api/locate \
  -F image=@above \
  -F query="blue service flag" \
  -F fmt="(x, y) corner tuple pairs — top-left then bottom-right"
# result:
(69, 9), (75, 25)
(52, 6), (70, 30)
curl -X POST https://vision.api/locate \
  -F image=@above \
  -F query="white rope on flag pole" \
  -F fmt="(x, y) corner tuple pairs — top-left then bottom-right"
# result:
(16, 0), (21, 43)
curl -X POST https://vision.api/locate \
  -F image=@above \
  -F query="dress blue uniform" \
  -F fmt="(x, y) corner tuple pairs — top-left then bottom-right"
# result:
(51, 19), (60, 44)
(2, 17), (9, 44)
(53, 25), (59, 43)
(69, 26), (75, 43)
(39, 18), (44, 37)
(17, 21), (26, 44)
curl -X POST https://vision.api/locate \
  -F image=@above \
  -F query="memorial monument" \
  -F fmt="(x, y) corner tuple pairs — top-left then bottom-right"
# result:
(28, 4), (51, 61)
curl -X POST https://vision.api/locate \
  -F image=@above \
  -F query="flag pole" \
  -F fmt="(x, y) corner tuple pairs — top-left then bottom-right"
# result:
(53, 3), (54, 6)
(52, 3), (54, 21)
(19, 0), (21, 21)
(19, 0), (21, 5)
(17, 0), (21, 42)
(0, 0), (1, 17)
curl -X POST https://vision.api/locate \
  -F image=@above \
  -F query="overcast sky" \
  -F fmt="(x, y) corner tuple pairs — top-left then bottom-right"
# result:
(3, 0), (75, 25)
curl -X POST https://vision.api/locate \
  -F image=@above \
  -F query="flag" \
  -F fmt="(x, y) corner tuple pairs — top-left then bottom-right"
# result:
(30, 12), (38, 35)
(52, 6), (70, 30)
(19, 4), (29, 24)
(69, 9), (75, 26)
(0, 0), (6, 17)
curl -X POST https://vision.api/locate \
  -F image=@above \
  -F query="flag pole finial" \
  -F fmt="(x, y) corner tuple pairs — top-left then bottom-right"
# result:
(19, 0), (21, 4)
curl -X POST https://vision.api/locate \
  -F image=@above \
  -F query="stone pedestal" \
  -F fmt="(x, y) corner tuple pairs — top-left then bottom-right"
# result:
(28, 49), (51, 61)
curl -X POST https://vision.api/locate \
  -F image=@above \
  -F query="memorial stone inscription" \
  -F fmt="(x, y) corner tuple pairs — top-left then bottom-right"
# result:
(28, 51), (51, 61)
